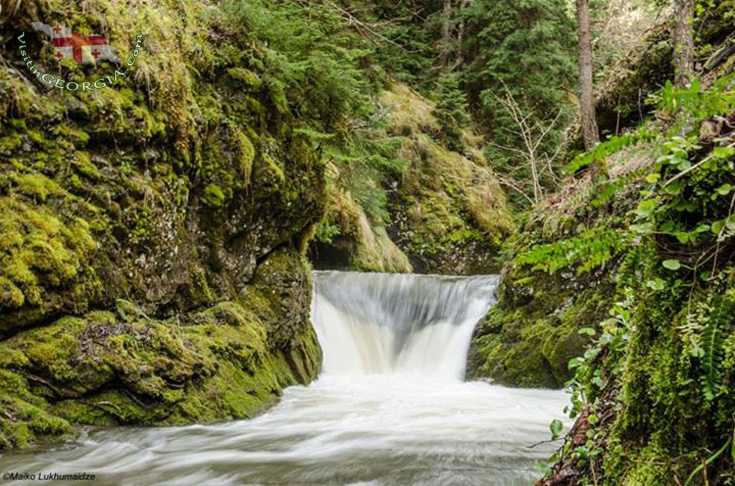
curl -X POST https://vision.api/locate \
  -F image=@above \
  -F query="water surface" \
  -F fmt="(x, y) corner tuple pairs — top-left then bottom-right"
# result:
(0, 272), (568, 485)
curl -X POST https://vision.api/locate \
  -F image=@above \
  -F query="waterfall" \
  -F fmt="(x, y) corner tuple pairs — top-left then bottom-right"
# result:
(0, 271), (569, 486)
(311, 271), (499, 381)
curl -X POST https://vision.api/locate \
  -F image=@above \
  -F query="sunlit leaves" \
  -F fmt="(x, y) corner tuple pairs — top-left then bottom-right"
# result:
(662, 259), (681, 270)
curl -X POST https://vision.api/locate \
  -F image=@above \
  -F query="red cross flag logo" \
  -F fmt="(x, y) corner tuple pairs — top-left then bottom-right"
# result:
(31, 22), (121, 64)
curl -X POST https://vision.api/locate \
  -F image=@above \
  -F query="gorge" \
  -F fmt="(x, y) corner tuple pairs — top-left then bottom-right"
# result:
(2, 0), (735, 484)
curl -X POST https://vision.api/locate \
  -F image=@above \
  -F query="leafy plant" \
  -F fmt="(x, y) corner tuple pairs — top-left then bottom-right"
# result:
(517, 227), (632, 275)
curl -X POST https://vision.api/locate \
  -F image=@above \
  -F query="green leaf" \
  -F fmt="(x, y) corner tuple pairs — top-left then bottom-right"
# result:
(646, 278), (666, 291)
(646, 173), (661, 183)
(630, 222), (654, 234)
(712, 219), (726, 234)
(716, 183), (732, 195)
(684, 438), (732, 486)
(665, 179), (684, 195)
(663, 259), (681, 270)
(579, 327), (597, 337)
(634, 200), (657, 218)
(712, 146), (735, 159)
(550, 419), (563, 440)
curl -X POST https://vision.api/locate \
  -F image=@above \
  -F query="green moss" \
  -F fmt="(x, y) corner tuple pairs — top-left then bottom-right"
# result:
(316, 83), (511, 274)
(201, 183), (227, 208)
(8, 173), (64, 202)
(0, 133), (22, 156)
(238, 132), (256, 182)
(0, 263), (321, 448)
(227, 68), (262, 90)
(0, 374), (72, 449)
(257, 153), (286, 185)
(0, 197), (100, 333)
(0, 0), (331, 452)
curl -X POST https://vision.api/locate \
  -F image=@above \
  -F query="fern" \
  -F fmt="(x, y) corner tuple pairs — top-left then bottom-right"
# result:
(590, 166), (652, 208)
(700, 296), (729, 402)
(564, 126), (658, 175)
(517, 227), (632, 275)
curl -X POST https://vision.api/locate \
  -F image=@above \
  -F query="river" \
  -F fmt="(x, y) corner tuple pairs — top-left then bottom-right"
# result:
(0, 272), (568, 485)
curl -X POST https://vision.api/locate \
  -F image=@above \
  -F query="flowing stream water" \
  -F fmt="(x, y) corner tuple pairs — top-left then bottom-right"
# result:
(0, 271), (568, 486)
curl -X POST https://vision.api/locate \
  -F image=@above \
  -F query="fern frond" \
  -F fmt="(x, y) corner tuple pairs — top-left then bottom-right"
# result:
(701, 296), (728, 402)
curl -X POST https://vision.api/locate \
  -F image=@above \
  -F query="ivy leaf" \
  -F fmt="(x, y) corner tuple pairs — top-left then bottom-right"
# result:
(663, 259), (681, 270)
(550, 419), (563, 440)
(646, 173), (661, 183)
(716, 183), (732, 196)
(647, 278), (666, 291)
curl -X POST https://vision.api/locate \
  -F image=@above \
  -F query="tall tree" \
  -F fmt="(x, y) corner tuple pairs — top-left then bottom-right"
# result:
(673, 0), (695, 88)
(439, 0), (453, 69)
(460, 0), (576, 207)
(455, 0), (472, 67)
(576, 0), (599, 151)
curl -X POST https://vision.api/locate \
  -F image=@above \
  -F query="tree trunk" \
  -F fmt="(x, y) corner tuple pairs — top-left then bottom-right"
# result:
(576, 0), (599, 152)
(439, 0), (453, 69)
(673, 0), (695, 88)
(455, 0), (472, 67)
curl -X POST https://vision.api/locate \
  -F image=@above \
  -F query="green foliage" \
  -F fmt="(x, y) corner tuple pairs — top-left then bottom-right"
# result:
(221, 0), (376, 134)
(700, 296), (729, 402)
(564, 126), (659, 174)
(315, 220), (341, 244)
(550, 418), (564, 440)
(684, 438), (733, 486)
(543, 77), (735, 484)
(517, 227), (631, 275)
(434, 72), (471, 151)
(325, 130), (408, 225)
(650, 76), (735, 130)
(462, 0), (576, 199)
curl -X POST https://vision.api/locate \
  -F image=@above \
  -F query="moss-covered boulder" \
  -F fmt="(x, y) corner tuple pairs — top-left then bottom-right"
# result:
(0, 0), (325, 448)
(468, 267), (612, 388)
(0, 248), (320, 449)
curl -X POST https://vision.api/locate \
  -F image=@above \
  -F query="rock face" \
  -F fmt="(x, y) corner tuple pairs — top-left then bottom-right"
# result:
(466, 156), (646, 388)
(0, 1), (324, 448)
(310, 83), (513, 275)
(467, 266), (611, 388)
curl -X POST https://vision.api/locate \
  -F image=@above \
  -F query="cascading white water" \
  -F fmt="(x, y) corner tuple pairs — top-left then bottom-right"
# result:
(0, 272), (569, 486)
(312, 271), (499, 380)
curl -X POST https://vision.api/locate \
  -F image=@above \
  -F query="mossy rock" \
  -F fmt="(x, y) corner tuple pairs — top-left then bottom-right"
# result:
(0, 0), (328, 450)
(0, 250), (321, 448)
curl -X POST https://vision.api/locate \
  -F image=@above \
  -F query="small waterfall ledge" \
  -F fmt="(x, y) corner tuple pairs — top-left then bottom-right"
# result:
(311, 271), (499, 381)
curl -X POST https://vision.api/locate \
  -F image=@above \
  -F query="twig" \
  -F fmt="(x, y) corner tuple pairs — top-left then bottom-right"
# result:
(527, 438), (563, 449)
